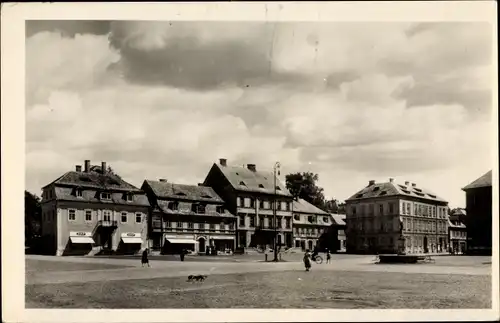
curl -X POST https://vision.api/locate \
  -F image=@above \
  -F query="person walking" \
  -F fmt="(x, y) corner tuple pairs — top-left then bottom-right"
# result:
(326, 249), (331, 264)
(141, 248), (150, 267)
(303, 249), (312, 272)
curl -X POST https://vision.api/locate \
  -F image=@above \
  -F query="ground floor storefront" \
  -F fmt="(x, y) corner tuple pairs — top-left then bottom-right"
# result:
(238, 230), (293, 249)
(150, 233), (235, 255)
(56, 231), (144, 256)
(450, 239), (467, 254)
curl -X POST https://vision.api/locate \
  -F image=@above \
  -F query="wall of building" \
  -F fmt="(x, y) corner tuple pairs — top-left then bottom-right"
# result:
(465, 187), (492, 255)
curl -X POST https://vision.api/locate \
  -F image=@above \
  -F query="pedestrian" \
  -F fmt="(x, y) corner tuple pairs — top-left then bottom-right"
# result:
(303, 249), (312, 272)
(180, 249), (186, 262)
(141, 248), (150, 267)
(326, 249), (331, 264)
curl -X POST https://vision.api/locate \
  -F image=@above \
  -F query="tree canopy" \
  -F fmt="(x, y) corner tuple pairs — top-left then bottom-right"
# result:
(25, 190), (41, 244)
(285, 172), (326, 209)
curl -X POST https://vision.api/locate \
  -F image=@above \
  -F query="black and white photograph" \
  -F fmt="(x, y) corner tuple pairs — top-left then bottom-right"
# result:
(1, 1), (498, 322)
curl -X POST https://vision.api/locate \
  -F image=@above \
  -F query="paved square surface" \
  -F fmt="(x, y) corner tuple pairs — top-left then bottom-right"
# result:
(25, 254), (492, 309)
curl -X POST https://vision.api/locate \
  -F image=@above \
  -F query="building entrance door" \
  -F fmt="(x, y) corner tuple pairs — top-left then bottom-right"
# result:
(423, 236), (428, 253)
(198, 237), (206, 253)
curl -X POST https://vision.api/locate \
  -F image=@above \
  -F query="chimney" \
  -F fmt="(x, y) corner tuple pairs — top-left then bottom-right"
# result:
(219, 158), (227, 166)
(368, 180), (375, 186)
(75, 165), (82, 172)
(389, 178), (394, 183)
(412, 183), (416, 187)
(159, 179), (168, 182)
(84, 160), (90, 172)
(247, 164), (257, 172)
(404, 181), (410, 186)
(101, 161), (107, 174)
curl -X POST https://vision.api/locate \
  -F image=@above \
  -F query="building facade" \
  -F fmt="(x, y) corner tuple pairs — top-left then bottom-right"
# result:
(141, 180), (236, 255)
(203, 159), (294, 249)
(448, 208), (467, 254)
(462, 170), (492, 255)
(40, 160), (150, 256)
(345, 179), (449, 255)
(292, 198), (332, 251)
(330, 213), (347, 252)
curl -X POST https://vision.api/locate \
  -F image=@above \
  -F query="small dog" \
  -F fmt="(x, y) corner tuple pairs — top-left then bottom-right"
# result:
(187, 274), (208, 282)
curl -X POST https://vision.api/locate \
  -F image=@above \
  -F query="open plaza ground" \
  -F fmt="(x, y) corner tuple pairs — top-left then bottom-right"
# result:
(25, 254), (491, 309)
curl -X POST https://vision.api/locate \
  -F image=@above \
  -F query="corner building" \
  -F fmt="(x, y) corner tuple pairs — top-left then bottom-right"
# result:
(345, 179), (449, 254)
(203, 159), (294, 249)
(40, 160), (150, 256)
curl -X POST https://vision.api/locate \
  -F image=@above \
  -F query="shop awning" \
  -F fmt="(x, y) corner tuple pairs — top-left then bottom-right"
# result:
(70, 236), (95, 244)
(166, 238), (198, 244)
(121, 237), (143, 244)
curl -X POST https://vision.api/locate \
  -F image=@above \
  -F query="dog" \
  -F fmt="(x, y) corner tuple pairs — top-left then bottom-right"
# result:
(187, 274), (208, 282)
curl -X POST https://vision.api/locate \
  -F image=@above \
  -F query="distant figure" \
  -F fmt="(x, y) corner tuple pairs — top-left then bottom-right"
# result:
(141, 248), (150, 267)
(180, 249), (186, 262)
(326, 249), (331, 264)
(303, 250), (312, 272)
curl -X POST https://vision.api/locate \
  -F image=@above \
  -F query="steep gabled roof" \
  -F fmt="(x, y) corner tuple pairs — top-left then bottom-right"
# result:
(462, 170), (492, 190)
(346, 181), (447, 203)
(212, 163), (291, 197)
(143, 180), (224, 203)
(43, 167), (140, 192)
(331, 213), (346, 226)
(293, 198), (329, 215)
(53, 187), (150, 206)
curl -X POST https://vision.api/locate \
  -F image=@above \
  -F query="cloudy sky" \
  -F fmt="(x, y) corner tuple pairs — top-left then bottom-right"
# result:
(25, 20), (493, 207)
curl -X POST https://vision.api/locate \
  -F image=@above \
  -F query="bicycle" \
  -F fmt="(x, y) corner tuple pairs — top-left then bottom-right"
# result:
(312, 254), (323, 264)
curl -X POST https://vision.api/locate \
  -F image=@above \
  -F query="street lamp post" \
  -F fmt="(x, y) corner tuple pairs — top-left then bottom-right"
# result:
(273, 162), (281, 262)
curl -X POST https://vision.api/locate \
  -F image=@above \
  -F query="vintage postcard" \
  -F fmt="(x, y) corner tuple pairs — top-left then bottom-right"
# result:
(1, 1), (498, 322)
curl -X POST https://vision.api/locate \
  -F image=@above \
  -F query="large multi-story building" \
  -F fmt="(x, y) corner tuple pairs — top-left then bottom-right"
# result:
(203, 159), (294, 249)
(462, 170), (492, 255)
(345, 178), (449, 255)
(448, 208), (467, 254)
(40, 160), (150, 256)
(292, 198), (332, 251)
(141, 179), (236, 255)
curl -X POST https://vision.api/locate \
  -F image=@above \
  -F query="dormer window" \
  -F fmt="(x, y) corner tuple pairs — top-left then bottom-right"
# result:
(101, 192), (111, 200)
(258, 184), (265, 188)
(373, 187), (380, 192)
(323, 216), (329, 223)
(356, 194), (363, 198)
(239, 181), (246, 186)
(275, 186), (281, 190)
(124, 193), (133, 202)
(75, 189), (83, 197)
(168, 201), (179, 211)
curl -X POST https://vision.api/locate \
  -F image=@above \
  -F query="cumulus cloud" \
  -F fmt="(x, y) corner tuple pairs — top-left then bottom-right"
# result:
(25, 21), (493, 207)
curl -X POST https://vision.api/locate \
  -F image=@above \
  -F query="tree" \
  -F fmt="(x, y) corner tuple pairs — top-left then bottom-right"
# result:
(107, 166), (122, 179)
(25, 190), (41, 245)
(285, 172), (326, 210)
(324, 199), (347, 214)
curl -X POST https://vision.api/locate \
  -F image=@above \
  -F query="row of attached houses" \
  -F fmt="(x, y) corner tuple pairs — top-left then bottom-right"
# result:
(38, 159), (345, 256)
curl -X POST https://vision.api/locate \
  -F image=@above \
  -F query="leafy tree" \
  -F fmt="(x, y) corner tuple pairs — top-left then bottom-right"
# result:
(25, 190), (41, 245)
(285, 172), (326, 209)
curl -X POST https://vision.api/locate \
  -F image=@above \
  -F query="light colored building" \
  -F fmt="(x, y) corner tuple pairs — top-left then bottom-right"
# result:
(40, 160), (150, 256)
(448, 208), (467, 254)
(203, 159), (294, 249)
(141, 179), (236, 255)
(345, 178), (449, 255)
(292, 198), (332, 251)
(330, 213), (347, 252)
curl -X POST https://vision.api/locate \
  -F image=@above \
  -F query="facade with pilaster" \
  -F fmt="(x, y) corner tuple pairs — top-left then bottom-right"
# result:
(345, 178), (449, 255)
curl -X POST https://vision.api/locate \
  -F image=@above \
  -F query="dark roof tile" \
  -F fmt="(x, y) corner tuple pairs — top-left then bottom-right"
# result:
(346, 181), (447, 203)
(462, 170), (492, 190)
(144, 180), (224, 203)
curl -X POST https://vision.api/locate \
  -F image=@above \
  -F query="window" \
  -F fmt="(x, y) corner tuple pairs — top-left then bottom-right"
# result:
(286, 202), (291, 211)
(244, 198), (250, 208)
(239, 215), (245, 227)
(210, 223), (215, 230)
(85, 210), (92, 222)
(250, 198), (255, 208)
(276, 186), (281, 191)
(259, 216), (264, 227)
(165, 221), (172, 228)
(323, 216), (329, 223)
(76, 189), (83, 197)
(259, 200), (264, 209)
(258, 184), (265, 188)
(286, 217), (291, 228)
(176, 222), (182, 228)
(135, 213), (142, 223)
(239, 181), (246, 186)
(249, 216), (255, 227)
(103, 210), (111, 222)
(389, 203), (394, 214)
(414, 204), (418, 216)
(216, 206), (224, 214)
(101, 192), (111, 200)
(277, 202), (282, 211)
(188, 222), (194, 229)
(294, 214), (300, 221)
(168, 202), (178, 211)
(125, 194), (133, 202)
(229, 223), (234, 230)
(406, 203), (411, 215)
(277, 217), (282, 228)
(379, 204), (384, 215)
(121, 212), (128, 223)
(352, 206), (357, 215)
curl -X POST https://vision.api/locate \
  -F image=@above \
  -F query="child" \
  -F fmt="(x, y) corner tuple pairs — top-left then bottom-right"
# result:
(326, 249), (331, 264)
(303, 250), (312, 272)
(141, 248), (150, 267)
